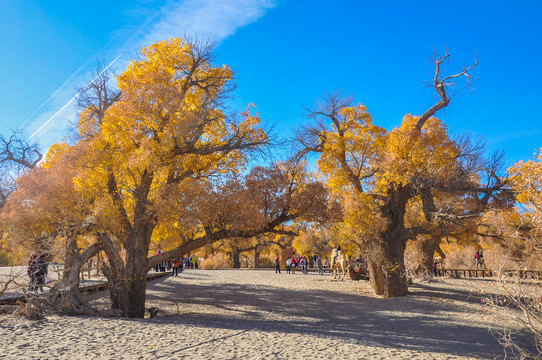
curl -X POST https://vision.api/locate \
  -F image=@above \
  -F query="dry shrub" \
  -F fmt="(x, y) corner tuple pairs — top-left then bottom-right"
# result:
(240, 254), (253, 268)
(482, 267), (542, 359)
(0, 267), (25, 297)
(442, 245), (478, 269)
(404, 240), (443, 281)
(257, 256), (274, 268)
(404, 240), (424, 276)
(22, 295), (44, 320)
(199, 253), (231, 269)
(524, 250), (542, 271)
(483, 246), (522, 271)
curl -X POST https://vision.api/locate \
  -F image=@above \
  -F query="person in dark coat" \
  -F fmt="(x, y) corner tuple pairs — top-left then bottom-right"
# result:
(274, 256), (281, 274)
(34, 254), (48, 292)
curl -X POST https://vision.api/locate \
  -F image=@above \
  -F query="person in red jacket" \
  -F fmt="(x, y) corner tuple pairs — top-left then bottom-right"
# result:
(274, 256), (281, 274)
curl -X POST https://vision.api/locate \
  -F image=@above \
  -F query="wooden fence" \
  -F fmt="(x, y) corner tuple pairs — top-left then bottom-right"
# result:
(0, 271), (171, 305)
(436, 268), (542, 279)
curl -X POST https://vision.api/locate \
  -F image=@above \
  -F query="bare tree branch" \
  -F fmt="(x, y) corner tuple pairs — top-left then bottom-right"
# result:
(416, 50), (478, 131)
(0, 131), (42, 170)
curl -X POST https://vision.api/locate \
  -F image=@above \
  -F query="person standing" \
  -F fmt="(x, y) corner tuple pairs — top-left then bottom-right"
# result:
(317, 256), (323, 275)
(333, 245), (341, 265)
(300, 256), (307, 274)
(474, 251), (482, 269)
(154, 247), (162, 272)
(172, 258), (180, 276)
(477, 250), (485, 269)
(34, 254), (48, 292)
(27, 254), (37, 291)
(274, 256), (281, 274)
(432, 259), (440, 277)
(286, 257), (292, 274)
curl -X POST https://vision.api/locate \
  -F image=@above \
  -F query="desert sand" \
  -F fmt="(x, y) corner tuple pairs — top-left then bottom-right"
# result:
(0, 269), (533, 359)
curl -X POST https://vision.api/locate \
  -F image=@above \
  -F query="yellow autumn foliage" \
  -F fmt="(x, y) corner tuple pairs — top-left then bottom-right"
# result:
(315, 102), (461, 245)
(509, 149), (542, 226)
(73, 38), (267, 254)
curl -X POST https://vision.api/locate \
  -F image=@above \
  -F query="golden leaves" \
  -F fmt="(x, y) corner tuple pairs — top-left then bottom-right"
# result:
(381, 115), (457, 189)
(509, 149), (542, 215)
(317, 104), (385, 194)
(310, 96), (465, 242)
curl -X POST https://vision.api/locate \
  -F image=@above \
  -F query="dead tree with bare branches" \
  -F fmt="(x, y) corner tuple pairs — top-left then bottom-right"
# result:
(0, 131), (41, 209)
(73, 64), (121, 140)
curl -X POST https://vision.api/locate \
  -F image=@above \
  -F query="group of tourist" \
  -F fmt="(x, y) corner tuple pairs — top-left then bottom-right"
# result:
(26, 254), (49, 292)
(285, 256), (310, 274)
(274, 254), (328, 275)
(25, 248), (196, 292)
(154, 256), (197, 273)
(154, 247), (198, 274)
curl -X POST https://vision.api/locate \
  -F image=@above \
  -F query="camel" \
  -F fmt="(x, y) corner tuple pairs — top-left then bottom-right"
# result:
(330, 249), (348, 280)
(347, 262), (370, 281)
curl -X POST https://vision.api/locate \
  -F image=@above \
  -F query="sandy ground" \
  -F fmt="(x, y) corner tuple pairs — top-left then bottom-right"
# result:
(0, 269), (536, 359)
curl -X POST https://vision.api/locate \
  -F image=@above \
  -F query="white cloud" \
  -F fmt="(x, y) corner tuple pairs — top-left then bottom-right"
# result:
(141, 0), (278, 45)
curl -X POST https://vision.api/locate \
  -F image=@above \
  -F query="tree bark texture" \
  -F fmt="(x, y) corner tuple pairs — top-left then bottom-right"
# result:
(410, 236), (443, 276)
(367, 184), (411, 297)
(101, 228), (153, 318)
(253, 248), (260, 269)
(47, 243), (102, 316)
(62, 236), (79, 280)
(101, 170), (155, 318)
(366, 232), (409, 297)
(232, 251), (241, 269)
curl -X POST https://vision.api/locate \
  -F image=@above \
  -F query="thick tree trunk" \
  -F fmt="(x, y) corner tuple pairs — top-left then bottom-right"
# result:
(117, 232), (151, 318)
(99, 230), (150, 318)
(411, 235), (442, 276)
(366, 234), (409, 297)
(47, 243), (103, 316)
(368, 185), (411, 297)
(253, 247), (260, 268)
(63, 236), (79, 279)
(106, 256), (148, 318)
(106, 268), (128, 312)
(103, 169), (155, 318)
(98, 233), (126, 312)
(125, 270), (148, 318)
(232, 251), (241, 269)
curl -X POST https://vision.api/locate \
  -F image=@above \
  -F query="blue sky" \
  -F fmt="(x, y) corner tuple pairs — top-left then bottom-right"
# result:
(0, 0), (540, 165)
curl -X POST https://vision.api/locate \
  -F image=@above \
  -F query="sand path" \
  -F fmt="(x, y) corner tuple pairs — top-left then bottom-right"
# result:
(0, 269), (530, 359)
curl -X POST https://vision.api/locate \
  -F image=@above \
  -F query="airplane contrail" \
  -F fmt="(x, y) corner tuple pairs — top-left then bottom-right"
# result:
(19, 41), (113, 130)
(26, 54), (122, 142)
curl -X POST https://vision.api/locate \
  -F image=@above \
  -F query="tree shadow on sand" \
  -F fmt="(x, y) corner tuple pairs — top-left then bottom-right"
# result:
(140, 274), (536, 359)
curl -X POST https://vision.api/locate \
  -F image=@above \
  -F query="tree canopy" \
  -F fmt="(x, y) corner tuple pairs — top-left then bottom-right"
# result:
(294, 54), (509, 296)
